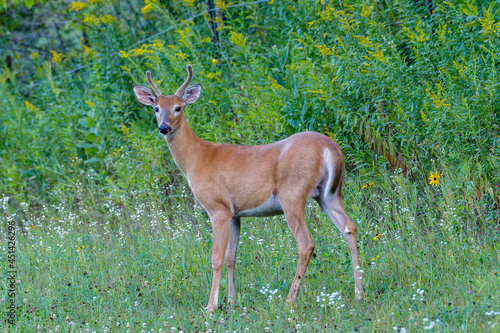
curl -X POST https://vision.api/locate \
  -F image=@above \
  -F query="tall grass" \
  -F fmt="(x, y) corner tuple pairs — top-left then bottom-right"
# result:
(1, 0), (499, 331)
(2, 168), (499, 332)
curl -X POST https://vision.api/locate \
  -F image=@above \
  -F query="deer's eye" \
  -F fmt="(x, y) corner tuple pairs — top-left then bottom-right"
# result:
(154, 107), (159, 113)
(175, 106), (181, 112)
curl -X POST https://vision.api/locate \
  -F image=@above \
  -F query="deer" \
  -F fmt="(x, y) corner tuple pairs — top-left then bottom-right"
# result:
(132, 64), (365, 314)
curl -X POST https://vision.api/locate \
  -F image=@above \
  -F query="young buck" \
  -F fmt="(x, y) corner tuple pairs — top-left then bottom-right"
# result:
(133, 65), (365, 313)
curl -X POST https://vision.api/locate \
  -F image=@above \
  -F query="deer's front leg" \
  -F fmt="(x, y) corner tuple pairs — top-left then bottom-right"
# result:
(280, 197), (315, 304)
(207, 211), (231, 314)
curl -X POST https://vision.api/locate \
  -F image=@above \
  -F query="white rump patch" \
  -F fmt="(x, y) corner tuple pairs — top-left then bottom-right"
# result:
(322, 149), (335, 200)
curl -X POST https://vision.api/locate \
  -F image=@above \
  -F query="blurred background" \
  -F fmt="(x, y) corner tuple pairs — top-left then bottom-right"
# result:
(0, 0), (499, 209)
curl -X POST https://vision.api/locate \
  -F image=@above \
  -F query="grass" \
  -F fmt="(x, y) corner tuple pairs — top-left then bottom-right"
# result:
(2, 168), (499, 332)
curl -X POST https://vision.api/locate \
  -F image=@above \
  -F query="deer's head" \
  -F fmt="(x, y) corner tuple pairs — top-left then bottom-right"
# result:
(133, 64), (201, 136)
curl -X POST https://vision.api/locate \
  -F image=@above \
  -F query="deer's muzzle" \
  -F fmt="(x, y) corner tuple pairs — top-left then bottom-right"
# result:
(159, 124), (171, 135)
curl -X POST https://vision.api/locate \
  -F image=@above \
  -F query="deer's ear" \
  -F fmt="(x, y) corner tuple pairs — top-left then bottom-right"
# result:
(183, 84), (202, 105)
(133, 85), (156, 106)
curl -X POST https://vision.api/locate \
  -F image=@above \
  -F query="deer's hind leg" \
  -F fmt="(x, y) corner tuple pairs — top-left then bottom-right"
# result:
(317, 190), (365, 300)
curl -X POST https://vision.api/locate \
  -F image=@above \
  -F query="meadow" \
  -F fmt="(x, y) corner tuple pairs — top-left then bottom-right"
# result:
(0, 0), (499, 331)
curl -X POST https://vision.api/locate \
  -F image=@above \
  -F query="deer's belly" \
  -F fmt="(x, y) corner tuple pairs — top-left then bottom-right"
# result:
(236, 193), (284, 217)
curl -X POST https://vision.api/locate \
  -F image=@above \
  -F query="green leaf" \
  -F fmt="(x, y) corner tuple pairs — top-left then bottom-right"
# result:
(25, 0), (35, 9)
(84, 147), (99, 155)
(285, 67), (293, 90)
(280, 44), (289, 70)
(76, 143), (97, 149)
(282, 90), (294, 102)
(85, 132), (97, 142)
(84, 157), (101, 164)
(299, 95), (307, 120)
(78, 116), (95, 128)
(465, 21), (481, 28)
(462, 4), (478, 16)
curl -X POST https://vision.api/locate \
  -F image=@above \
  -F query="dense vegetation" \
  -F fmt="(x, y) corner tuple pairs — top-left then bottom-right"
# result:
(0, 0), (499, 331)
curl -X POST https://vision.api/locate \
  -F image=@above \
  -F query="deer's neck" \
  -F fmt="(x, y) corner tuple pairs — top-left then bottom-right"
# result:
(165, 115), (208, 178)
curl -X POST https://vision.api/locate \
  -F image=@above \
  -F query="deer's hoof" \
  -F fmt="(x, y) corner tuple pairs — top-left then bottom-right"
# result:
(355, 288), (366, 301)
(206, 305), (216, 314)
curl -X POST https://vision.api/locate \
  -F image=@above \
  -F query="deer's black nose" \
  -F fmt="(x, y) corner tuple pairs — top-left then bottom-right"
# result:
(159, 124), (171, 134)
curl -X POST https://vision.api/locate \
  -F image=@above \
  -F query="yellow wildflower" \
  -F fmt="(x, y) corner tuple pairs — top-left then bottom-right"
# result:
(141, 0), (155, 14)
(371, 255), (380, 261)
(268, 77), (283, 90)
(176, 52), (189, 59)
(119, 123), (131, 137)
(453, 58), (469, 77)
(320, 5), (356, 30)
(306, 89), (327, 100)
(215, 0), (230, 11)
(336, 35), (346, 49)
(230, 31), (246, 48)
(77, 245), (86, 251)
(83, 45), (97, 57)
(177, 27), (194, 46)
(315, 44), (334, 56)
(362, 182), (374, 189)
(373, 233), (381, 241)
(403, 21), (429, 43)
(150, 40), (163, 50)
(182, 0), (196, 6)
(50, 50), (65, 64)
(361, 5), (373, 18)
(82, 13), (100, 25)
(215, 16), (225, 31)
(428, 172), (441, 187)
(355, 35), (373, 48)
(426, 83), (450, 108)
(85, 101), (95, 108)
(324, 131), (337, 141)
(131, 47), (154, 56)
(306, 89), (326, 94)
(212, 58), (219, 66)
(111, 148), (123, 156)
(25, 101), (39, 112)
(119, 50), (129, 58)
(100, 15), (116, 24)
(420, 110), (428, 122)
(368, 48), (387, 63)
(206, 72), (222, 82)
(68, 1), (87, 11)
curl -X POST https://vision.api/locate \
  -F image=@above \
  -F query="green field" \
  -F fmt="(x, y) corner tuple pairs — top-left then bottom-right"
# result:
(1, 0), (499, 331)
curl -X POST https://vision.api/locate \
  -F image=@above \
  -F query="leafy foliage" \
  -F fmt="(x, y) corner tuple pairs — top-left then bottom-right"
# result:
(1, 0), (499, 202)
